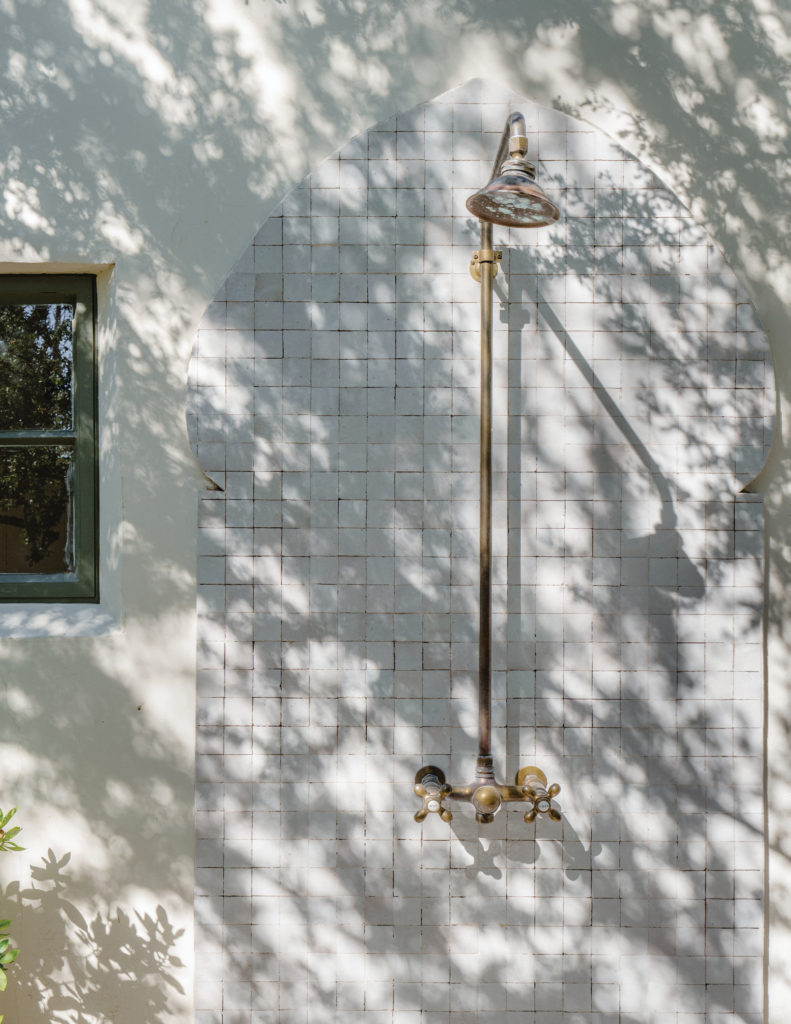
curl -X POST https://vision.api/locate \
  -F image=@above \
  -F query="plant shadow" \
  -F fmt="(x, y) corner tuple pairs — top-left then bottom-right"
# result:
(2, 849), (184, 1024)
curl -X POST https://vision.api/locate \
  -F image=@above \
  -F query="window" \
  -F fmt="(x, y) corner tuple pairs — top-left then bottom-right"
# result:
(0, 276), (97, 602)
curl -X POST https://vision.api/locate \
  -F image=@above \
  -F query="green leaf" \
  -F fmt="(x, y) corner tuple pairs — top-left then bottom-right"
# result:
(0, 921), (11, 931)
(0, 968), (7, 991)
(2, 828), (20, 841)
(0, 808), (16, 829)
(0, 939), (9, 954)
(0, 950), (18, 965)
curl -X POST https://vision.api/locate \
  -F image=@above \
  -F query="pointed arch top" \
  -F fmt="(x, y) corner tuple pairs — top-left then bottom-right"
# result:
(188, 78), (774, 497)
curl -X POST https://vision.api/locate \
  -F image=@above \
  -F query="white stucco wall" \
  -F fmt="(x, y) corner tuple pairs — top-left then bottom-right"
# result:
(1, 2), (790, 1022)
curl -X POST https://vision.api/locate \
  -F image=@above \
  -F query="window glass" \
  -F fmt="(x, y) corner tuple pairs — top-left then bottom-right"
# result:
(0, 304), (73, 429)
(0, 276), (97, 602)
(0, 447), (74, 573)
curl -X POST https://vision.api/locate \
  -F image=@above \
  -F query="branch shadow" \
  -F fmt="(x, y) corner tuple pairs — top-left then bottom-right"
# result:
(0, 0), (787, 1019)
(189, 83), (773, 1024)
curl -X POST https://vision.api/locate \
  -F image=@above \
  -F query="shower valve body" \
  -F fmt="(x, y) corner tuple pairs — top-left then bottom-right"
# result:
(413, 761), (561, 825)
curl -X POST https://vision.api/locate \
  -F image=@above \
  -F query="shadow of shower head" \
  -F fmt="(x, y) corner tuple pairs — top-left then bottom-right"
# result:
(466, 111), (560, 228)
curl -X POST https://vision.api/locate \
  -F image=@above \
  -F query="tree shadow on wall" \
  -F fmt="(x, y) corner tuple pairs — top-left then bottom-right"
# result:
(2, 850), (184, 1024)
(456, 815), (599, 882)
(0, 627), (196, 1022)
(497, 177), (766, 1019)
(187, 132), (772, 1021)
(1, 0), (786, 1019)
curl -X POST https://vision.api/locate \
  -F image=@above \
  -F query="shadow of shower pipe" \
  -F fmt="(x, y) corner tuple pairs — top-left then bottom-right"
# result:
(452, 814), (601, 883)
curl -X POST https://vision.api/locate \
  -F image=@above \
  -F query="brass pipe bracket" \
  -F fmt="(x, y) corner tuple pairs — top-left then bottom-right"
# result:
(469, 248), (502, 282)
(413, 760), (561, 825)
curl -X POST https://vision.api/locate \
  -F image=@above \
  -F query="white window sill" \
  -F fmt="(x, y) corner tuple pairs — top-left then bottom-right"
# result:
(0, 604), (122, 637)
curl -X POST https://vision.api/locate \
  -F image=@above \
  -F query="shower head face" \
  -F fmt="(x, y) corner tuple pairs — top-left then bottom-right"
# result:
(466, 168), (561, 228)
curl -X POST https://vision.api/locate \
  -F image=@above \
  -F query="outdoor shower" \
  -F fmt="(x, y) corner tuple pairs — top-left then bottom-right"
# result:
(414, 113), (563, 825)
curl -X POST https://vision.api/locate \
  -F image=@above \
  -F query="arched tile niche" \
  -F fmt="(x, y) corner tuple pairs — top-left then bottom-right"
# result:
(189, 79), (774, 1023)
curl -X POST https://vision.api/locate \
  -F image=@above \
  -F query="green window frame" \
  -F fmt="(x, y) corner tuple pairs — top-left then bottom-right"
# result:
(0, 275), (98, 602)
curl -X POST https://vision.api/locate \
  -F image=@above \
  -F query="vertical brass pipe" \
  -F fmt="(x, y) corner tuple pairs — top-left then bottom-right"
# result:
(478, 220), (493, 762)
(413, 114), (563, 825)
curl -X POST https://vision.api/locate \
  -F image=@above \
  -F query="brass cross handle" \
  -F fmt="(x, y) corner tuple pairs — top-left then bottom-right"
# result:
(517, 766), (561, 823)
(414, 765), (453, 823)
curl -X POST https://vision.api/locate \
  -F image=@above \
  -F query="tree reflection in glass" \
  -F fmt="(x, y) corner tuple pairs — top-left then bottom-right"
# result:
(0, 304), (75, 572)
(0, 304), (73, 430)
(0, 448), (74, 573)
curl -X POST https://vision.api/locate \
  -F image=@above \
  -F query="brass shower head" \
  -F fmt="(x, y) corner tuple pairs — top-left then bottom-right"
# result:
(466, 112), (560, 228)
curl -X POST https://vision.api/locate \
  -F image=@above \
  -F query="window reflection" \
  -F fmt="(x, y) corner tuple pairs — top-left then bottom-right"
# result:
(0, 304), (73, 430)
(0, 447), (74, 573)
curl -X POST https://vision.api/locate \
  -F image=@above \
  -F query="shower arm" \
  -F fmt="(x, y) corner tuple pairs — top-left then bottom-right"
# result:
(487, 111), (528, 184)
(413, 112), (561, 825)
